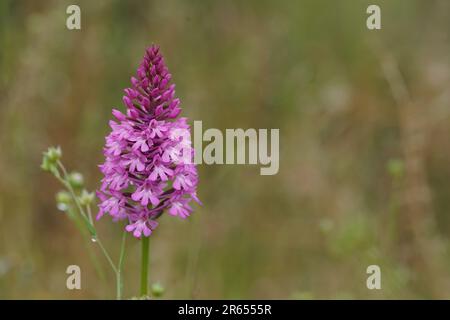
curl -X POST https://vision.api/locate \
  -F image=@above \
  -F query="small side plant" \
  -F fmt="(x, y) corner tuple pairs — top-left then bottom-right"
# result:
(42, 146), (128, 299)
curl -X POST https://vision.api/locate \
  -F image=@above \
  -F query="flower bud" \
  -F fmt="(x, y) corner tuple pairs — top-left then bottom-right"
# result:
(56, 190), (72, 204)
(79, 190), (95, 206)
(68, 172), (84, 189)
(46, 146), (62, 162)
(150, 283), (165, 297)
(41, 146), (62, 173)
(56, 190), (71, 212)
(40, 158), (54, 172)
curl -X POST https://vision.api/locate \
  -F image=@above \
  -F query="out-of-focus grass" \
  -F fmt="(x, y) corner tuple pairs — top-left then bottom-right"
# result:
(1, 0), (450, 299)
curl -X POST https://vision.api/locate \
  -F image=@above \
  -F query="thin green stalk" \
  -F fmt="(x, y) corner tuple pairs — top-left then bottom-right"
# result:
(96, 238), (118, 273)
(56, 161), (88, 220)
(185, 214), (201, 298)
(140, 236), (150, 297)
(86, 202), (94, 226)
(55, 162), (96, 236)
(117, 230), (127, 300)
(67, 206), (106, 281)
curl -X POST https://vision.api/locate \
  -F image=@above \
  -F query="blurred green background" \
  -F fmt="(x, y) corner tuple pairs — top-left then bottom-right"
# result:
(1, 0), (450, 299)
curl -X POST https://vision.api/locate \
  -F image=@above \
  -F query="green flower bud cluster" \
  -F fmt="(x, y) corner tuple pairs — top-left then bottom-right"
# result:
(41, 146), (62, 174)
(41, 146), (97, 236)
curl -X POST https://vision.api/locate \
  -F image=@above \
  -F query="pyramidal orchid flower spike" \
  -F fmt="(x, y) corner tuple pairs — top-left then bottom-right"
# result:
(98, 45), (201, 239)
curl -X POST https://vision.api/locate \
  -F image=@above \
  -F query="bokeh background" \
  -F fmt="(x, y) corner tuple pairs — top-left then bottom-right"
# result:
(1, 0), (450, 299)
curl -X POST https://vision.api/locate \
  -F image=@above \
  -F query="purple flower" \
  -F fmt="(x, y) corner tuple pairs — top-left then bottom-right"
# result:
(97, 191), (128, 221)
(97, 45), (200, 238)
(125, 216), (159, 238)
(131, 180), (164, 207)
(168, 196), (193, 219)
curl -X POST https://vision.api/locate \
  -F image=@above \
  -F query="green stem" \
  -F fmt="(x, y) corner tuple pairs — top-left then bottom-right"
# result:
(56, 161), (88, 220)
(55, 163), (96, 236)
(86, 203), (94, 226)
(67, 206), (106, 281)
(140, 236), (150, 297)
(117, 230), (127, 300)
(96, 238), (117, 273)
